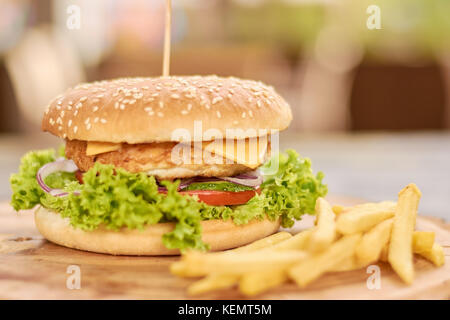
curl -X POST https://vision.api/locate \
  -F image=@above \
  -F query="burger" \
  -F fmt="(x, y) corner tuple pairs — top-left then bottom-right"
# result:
(10, 76), (327, 255)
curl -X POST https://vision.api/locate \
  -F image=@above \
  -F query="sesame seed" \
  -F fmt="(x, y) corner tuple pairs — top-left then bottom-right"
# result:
(74, 126), (78, 133)
(74, 110), (78, 116)
(68, 120), (72, 127)
(120, 104), (125, 110)
(84, 118), (90, 124)
(157, 112), (164, 117)
(257, 100), (262, 108)
(144, 107), (152, 112)
(100, 118), (107, 124)
(94, 117), (99, 123)
(212, 96), (223, 104)
(86, 123), (91, 130)
(181, 110), (188, 115)
(171, 94), (180, 99)
(216, 111), (221, 118)
(242, 112), (246, 118)
(159, 101), (164, 108)
(249, 110), (253, 117)
(93, 106), (99, 112)
(79, 96), (87, 102)
(233, 120), (239, 125)
(114, 102), (119, 109)
(187, 104), (192, 111)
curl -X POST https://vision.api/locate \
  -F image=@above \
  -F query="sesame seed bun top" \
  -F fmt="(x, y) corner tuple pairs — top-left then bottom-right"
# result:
(42, 75), (292, 143)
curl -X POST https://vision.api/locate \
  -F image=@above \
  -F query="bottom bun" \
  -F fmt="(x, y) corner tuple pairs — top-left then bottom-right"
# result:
(34, 207), (281, 256)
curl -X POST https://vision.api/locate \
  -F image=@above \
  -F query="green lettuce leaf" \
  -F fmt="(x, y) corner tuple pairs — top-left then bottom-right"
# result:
(260, 149), (328, 228)
(10, 149), (59, 211)
(10, 148), (327, 251)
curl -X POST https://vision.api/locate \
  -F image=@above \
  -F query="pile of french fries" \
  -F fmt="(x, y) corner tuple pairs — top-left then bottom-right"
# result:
(170, 183), (445, 296)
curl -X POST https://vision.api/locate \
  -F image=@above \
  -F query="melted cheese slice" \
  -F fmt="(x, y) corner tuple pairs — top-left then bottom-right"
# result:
(203, 136), (268, 169)
(86, 141), (121, 156)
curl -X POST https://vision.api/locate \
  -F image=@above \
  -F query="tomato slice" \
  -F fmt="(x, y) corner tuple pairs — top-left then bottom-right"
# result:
(181, 189), (259, 206)
(160, 188), (260, 206)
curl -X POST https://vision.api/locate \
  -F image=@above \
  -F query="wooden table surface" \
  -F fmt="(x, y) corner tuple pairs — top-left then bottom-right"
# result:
(1, 196), (449, 300)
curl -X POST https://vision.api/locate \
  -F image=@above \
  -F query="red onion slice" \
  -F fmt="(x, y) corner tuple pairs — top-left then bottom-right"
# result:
(219, 170), (263, 188)
(157, 172), (262, 192)
(36, 159), (80, 197)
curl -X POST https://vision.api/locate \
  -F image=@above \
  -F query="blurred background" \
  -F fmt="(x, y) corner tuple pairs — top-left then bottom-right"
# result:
(0, 0), (449, 218)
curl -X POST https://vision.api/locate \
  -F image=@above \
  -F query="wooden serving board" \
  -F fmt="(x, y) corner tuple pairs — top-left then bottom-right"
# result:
(1, 196), (449, 300)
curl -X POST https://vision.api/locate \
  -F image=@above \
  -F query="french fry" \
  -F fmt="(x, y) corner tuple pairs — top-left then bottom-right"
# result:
(378, 231), (438, 262)
(412, 231), (435, 254)
(262, 229), (312, 252)
(355, 218), (393, 266)
(171, 231), (292, 277)
(416, 243), (445, 267)
(182, 250), (307, 277)
(336, 201), (396, 234)
(332, 205), (346, 215)
(329, 255), (366, 272)
(170, 261), (192, 277)
(388, 183), (421, 285)
(188, 273), (238, 295)
(232, 231), (292, 253)
(289, 233), (361, 287)
(308, 198), (336, 252)
(379, 244), (389, 262)
(239, 270), (287, 296)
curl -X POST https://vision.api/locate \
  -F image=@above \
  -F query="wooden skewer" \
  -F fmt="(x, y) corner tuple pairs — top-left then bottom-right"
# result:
(162, 0), (172, 77)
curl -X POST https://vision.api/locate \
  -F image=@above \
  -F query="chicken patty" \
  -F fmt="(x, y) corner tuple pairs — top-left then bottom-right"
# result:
(65, 140), (256, 179)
